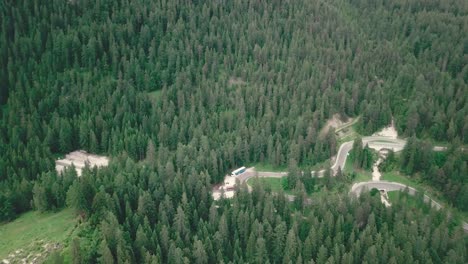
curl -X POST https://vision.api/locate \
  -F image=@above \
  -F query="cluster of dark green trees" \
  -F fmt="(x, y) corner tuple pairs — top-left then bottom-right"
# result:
(391, 137), (467, 211)
(350, 0), (468, 139)
(58, 159), (468, 263)
(350, 138), (374, 171)
(0, 0), (467, 262)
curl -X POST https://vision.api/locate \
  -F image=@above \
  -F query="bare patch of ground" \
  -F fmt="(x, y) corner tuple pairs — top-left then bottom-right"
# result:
(212, 190), (236, 201)
(55, 150), (109, 176)
(228, 77), (247, 85)
(1, 240), (61, 264)
(372, 119), (398, 138)
(319, 113), (352, 138)
(380, 190), (391, 207)
(372, 157), (383, 181)
(372, 149), (389, 181)
(147, 90), (162, 103)
(212, 168), (254, 200)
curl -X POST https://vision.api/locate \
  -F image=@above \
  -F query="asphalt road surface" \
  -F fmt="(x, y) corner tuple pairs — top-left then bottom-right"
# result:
(240, 136), (409, 183)
(350, 181), (442, 209)
(240, 136), (446, 183)
(230, 136), (466, 231)
(350, 181), (467, 232)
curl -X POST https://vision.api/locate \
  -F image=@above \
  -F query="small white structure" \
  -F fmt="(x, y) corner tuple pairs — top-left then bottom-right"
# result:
(231, 166), (246, 177)
(55, 150), (109, 176)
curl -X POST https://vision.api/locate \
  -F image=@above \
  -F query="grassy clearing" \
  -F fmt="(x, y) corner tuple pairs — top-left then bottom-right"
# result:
(0, 209), (76, 260)
(343, 157), (372, 183)
(308, 189), (331, 200)
(381, 172), (443, 204)
(353, 171), (372, 182)
(336, 117), (361, 144)
(147, 90), (162, 103)
(337, 129), (359, 146)
(387, 191), (398, 202)
(247, 177), (283, 191)
(387, 191), (465, 225)
(246, 177), (295, 195)
(387, 191), (422, 209)
(306, 159), (331, 171)
(251, 159), (331, 173)
(335, 116), (360, 133)
(381, 171), (419, 188)
(246, 176), (350, 197)
(337, 133), (356, 145)
(249, 162), (287, 172)
(382, 171), (468, 221)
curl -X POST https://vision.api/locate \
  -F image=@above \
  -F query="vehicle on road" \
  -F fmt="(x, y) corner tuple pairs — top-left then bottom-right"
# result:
(231, 166), (246, 177)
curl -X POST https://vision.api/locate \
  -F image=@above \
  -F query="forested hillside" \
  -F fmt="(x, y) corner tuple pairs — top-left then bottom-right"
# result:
(349, 0), (468, 139)
(0, 0), (467, 263)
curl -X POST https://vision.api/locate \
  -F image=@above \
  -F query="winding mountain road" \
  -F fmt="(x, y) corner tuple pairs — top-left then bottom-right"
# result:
(234, 136), (466, 231)
(240, 136), (425, 183)
(238, 136), (412, 182)
(350, 181), (443, 209)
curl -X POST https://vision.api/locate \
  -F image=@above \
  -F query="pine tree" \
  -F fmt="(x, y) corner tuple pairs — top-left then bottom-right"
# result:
(59, 119), (73, 153)
(99, 239), (115, 264)
(32, 182), (48, 212)
(283, 229), (298, 263)
(352, 138), (363, 169)
(71, 238), (82, 264)
(273, 222), (287, 263)
(316, 245), (328, 264)
(193, 240), (208, 264)
(287, 159), (300, 190)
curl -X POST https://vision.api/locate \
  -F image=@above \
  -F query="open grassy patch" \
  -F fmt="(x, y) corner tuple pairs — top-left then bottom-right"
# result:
(246, 176), (350, 197)
(383, 171), (468, 222)
(387, 191), (398, 202)
(228, 77), (247, 86)
(381, 172), (445, 204)
(0, 208), (77, 260)
(352, 171), (372, 182)
(246, 177), (295, 195)
(147, 90), (162, 103)
(249, 162), (287, 172)
(305, 159), (332, 171)
(387, 191), (422, 209)
(387, 190), (455, 221)
(247, 177), (284, 192)
(381, 171), (421, 189)
(343, 156), (372, 183)
(247, 177), (283, 191)
(251, 159), (332, 173)
(336, 117), (361, 144)
(337, 133), (357, 145)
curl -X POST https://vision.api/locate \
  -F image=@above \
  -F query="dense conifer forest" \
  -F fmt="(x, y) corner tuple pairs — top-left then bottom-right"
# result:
(0, 0), (467, 263)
